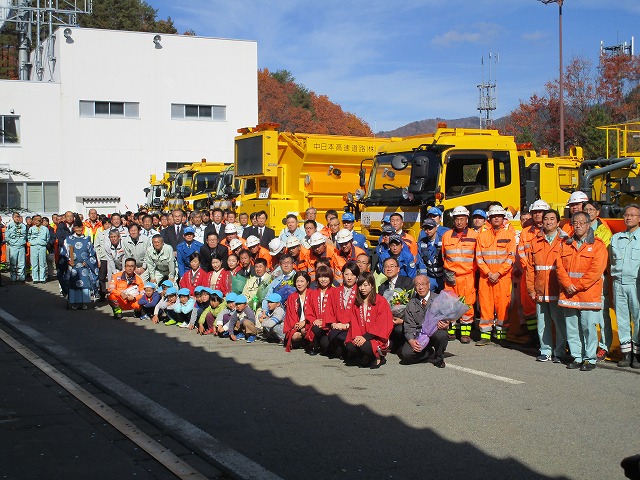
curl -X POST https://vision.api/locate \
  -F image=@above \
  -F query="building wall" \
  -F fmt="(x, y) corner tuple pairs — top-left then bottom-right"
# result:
(0, 27), (258, 215)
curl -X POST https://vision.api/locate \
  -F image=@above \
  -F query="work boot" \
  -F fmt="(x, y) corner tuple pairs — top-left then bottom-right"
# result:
(460, 335), (471, 344)
(475, 338), (490, 346)
(632, 354), (640, 370)
(617, 352), (633, 368)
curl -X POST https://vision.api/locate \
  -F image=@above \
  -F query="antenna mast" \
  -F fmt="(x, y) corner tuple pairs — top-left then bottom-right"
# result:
(477, 52), (498, 129)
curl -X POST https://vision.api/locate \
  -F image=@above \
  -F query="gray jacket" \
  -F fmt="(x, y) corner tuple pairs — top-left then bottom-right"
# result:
(402, 292), (439, 341)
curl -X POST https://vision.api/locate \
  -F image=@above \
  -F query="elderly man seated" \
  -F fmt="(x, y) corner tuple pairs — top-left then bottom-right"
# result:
(107, 257), (145, 319)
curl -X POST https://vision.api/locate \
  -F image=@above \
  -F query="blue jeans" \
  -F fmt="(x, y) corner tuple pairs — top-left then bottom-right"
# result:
(564, 308), (599, 364)
(613, 280), (640, 354)
(8, 245), (26, 281)
(537, 301), (565, 358)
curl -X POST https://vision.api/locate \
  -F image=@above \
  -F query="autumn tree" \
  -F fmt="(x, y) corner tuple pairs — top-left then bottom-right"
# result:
(78, 0), (177, 33)
(258, 68), (372, 136)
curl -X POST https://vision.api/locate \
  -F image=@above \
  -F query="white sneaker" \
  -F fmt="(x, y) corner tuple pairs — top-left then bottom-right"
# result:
(140, 314), (150, 321)
(178, 322), (189, 328)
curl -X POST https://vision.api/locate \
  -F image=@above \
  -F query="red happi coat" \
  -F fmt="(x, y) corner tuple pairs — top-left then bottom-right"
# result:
(325, 285), (357, 328)
(283, 291), (318, 352)
(207, 269), (231, 296)
(179, 267), (209, 296)
(345, 295), (394, 358)
(308, 287), (334, 331)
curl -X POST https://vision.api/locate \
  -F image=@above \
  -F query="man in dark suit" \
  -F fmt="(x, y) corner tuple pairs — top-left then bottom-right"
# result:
(242, 210), (275, 248)
(378, 256), (413, 352)
(398, 275), (449, 368)
(161, 209), (185, 252)
(204, 208), (225, 240)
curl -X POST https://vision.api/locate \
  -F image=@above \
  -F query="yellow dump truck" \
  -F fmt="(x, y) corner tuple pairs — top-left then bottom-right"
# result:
(232, 123), (393, 229)
(356, 125), (583, 243)
(164, 159), (230, 212)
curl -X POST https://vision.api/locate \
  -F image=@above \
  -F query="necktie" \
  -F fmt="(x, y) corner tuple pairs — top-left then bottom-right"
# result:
(258, 228), (263, 240)
(257, 277), (262, 286)
(421, 298), (427, 307)
(176, 225), (180, 236)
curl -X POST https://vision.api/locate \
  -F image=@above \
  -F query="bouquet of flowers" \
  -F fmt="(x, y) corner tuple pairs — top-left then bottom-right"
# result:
(417, 291), (469, 348)
(251, 278), (272, 311)
(383, 287), (414, 317)
(274, 278), (296, 307)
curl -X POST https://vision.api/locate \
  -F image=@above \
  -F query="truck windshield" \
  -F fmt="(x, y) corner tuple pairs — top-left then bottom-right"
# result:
(171, 172), (193, 196)
(365, 152), (438, 206)
(192, 173), (220, 195)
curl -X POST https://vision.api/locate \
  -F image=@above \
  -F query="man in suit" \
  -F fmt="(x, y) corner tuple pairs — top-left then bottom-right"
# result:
(378, 256), (413, 352)
(399, 275), (449, 367)
(161, 209), (186, 252)
(242, 210), (275, 248)
(204, 208), (225, 240)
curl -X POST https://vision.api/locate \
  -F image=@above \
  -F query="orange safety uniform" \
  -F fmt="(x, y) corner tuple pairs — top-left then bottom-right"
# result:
(475, 226), (516, 340)
(250, 245), (273, 271)
(220, 236), (246, 253)
(442, 227), (477, 338)
(83, 220), (104, 244)
(331, 244), (366, 284)
(289, 246), (309, 271)
(107, 271), (145, 311)
(399, 231), (418, 259)
(555, 233), (608, 310)
(517, 223), (542, 333)
(526, 230), (564, 302)
(303, 243), (338, 283)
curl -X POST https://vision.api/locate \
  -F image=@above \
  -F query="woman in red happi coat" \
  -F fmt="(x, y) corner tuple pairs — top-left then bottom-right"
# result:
(207, 254), (231, 296)
(308, 265), (336, 355)
(179, 252), (210, 295)
(283, 271), (317, 352)
(345, 272), (394, 368)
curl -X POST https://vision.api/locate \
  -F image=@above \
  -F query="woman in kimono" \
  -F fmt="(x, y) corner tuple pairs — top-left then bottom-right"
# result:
(208, 254), (231, 296)
(63, 219), (99, 309)
(179, 252), (209, 295)
(322, 261), (360, 358)
(345, 272), (394, 368)
(308, 265), (336, 355)
(283, 271), (317, 352)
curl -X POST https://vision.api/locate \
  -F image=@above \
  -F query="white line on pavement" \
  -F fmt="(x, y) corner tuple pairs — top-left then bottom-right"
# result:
(446, 363), (525, 385)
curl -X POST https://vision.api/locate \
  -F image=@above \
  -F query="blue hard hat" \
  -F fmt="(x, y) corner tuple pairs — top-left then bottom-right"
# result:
(342, 212), (355, 222)
(183, 226), (195, 235)
(472, 209), (487, 219)
(427, 207), (442, 216)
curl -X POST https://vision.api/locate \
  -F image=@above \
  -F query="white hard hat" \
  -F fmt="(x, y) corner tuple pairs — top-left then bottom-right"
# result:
(529, 200), (550, 212)
(309, 232), (327, 247)
(224, 223), (238, 234)
(268, 238), (284, 256)
(567, 191), (589, 205)
(487, 205), (506, 217)
(451, 206), (470, 217)
(245, 235), (260, 248)
(285, 236), (301, 249)
(335, 229), (354, 244)
(229, 238), (243, 251)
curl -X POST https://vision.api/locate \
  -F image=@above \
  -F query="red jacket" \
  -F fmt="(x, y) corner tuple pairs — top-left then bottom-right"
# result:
(345, 295), (393, 358)
(283, 291), (318, 351)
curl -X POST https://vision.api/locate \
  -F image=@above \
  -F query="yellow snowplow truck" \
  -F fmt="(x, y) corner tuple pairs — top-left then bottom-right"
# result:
(355, 125), (583, 243)
(232, 123), (393, 229)
(164, 159), (229, 212)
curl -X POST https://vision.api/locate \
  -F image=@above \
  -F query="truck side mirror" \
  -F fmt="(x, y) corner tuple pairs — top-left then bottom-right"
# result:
(143, 188), (150, 194)
(224, 175), (233, 186)
(408, 156), (428, 194)
(391, 155), (409, 171)
(359, 168), (366, 188)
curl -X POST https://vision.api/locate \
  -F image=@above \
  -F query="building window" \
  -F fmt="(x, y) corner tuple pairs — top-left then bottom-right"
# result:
(171, 104), (226, 121)
(0, 115), (19, 146)
(79, 101), (139, 118)
(0, 181), (59, 212)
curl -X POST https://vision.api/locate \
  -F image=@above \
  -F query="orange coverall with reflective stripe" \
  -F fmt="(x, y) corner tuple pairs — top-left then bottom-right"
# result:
(525, 230), (563, 302)
(517, 224), (541, 321)
(442, 228), (477, 323)
(475, 226), (516, 331)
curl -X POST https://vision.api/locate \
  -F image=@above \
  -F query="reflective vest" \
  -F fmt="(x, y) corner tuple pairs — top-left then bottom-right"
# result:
(83, 221), (104, 244)
(419, 231), (445, 279)
(526, 229), (565, 302)
(475, 227), (516, 277)
(442, 227), (477, 276)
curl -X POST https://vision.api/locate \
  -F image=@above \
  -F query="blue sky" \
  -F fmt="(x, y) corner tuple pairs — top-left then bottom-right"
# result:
(153, 0), (639, 132)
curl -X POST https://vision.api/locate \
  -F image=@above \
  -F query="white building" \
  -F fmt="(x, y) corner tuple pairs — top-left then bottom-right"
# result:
(0, 27), (258, 216)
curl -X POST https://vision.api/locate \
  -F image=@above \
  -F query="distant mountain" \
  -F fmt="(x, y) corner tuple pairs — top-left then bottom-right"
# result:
(377, 116), (509, 137)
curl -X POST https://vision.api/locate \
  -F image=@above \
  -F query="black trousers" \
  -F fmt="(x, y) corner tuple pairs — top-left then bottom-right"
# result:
(344, 333), (376, 362)
(399, 329), (448, 364)
(389, 323), (406, 352)
(320, 329), (347, 357)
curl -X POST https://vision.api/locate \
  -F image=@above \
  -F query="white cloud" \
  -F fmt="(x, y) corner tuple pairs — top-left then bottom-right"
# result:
(522, 31), (547, 41)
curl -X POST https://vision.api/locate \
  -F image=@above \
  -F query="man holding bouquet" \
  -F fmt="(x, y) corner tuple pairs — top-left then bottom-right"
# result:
(399, 275), (449, 368)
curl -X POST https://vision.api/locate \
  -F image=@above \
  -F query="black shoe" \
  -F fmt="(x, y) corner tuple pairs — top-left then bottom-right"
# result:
(579, 362), (596, 372)
(566, 361), (581, 370)
(632, 354), (640, 369)
(370, 356), (387, 369)
(114, 313), (123, 319)
(618, 352), (633, 368)
(434, 360), (446, 369)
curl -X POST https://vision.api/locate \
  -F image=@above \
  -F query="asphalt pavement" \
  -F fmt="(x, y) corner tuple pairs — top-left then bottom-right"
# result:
(1, 273), (638, 480)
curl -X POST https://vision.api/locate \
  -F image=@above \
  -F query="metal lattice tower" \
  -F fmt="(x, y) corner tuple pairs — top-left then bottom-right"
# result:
(477, 52), (498, 129)
(600, 36), (635, 57)
(0, 0), (92, 81)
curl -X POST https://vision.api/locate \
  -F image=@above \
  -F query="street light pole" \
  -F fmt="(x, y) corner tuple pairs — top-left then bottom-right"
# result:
(539, 0), (564, 156)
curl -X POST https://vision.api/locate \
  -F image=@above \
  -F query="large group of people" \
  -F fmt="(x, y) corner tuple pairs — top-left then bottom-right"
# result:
(1, 194), (639, 371)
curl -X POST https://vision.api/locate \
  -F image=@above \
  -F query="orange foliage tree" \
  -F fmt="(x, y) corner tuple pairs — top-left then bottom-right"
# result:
(258, 68), (373, 136)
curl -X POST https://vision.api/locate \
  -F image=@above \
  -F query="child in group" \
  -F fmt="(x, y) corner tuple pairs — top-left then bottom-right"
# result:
(173, 288), (196, 328)
(259, 293), (286, 344)
(188, 286), (212, 330)
(152, 287), (178, 324)
(197, 290), (226, 335)
(228, 294), (258, 343)
(214, 292), (238, 337)
(138, 282), (161, 320)
(157, 279), (174, 299)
